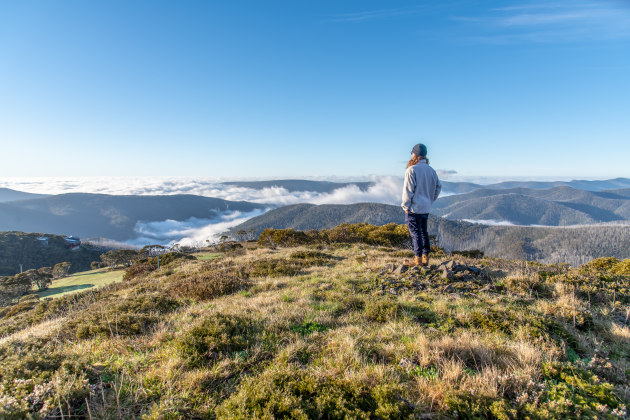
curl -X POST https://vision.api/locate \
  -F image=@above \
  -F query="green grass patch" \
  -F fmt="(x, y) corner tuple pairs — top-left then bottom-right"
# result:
(194, 252), (223, 261)
(290, 321), (328, 336)
(35, 268), (123, 299)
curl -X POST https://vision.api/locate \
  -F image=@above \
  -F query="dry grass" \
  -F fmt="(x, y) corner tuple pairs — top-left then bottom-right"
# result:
(0, 243), (628, 418)
(0, 317), (65, 346)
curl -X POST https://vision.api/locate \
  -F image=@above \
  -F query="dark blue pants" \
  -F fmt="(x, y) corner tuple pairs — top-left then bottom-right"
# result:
(406, 212), (430, 257)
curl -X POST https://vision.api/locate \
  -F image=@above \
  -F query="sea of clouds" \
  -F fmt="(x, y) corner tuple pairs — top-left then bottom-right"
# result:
(0, 175), (404, 204)
(0, 176), (410, 246)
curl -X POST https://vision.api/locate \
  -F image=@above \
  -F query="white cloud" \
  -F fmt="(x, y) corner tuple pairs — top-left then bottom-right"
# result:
(455, 1), (630, 43)
(326, 6), (430, 23)
(128, 209), (268, 247)
(436, 169), (458, 178)
(0, 175), (404, 205)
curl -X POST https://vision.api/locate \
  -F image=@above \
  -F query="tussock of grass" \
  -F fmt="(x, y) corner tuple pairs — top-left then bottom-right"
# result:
(166, 260), (249, 301)
(0, 243), (628, 418)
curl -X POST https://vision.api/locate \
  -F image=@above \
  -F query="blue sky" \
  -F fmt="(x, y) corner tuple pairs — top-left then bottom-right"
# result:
(1, 0), (629, 179)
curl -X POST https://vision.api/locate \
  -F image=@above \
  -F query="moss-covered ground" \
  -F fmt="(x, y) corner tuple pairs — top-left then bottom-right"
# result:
(0, 243), (628, 419)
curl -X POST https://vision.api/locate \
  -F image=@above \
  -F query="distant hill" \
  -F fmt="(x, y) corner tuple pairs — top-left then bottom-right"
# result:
(433, 186), (630, 225)
(222, 179), (373, 193)
(0, 194), (265, 241)
(232, 202), (630, 265)
(0, 232), (105, 276)
(232, 203), (406, 234)
(441, 177), (630, 194)
(0, 188), (48, 203)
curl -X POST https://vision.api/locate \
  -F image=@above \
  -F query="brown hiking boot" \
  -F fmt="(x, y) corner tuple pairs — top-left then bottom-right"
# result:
(421, 255), (429, 267)
(403, 256), (422, 266)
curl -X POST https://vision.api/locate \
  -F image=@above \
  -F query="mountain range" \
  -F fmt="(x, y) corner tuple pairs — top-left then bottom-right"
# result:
(441, 177), (630, 194)
(433, 186), (630, 225)
(231, 202), (630, 265)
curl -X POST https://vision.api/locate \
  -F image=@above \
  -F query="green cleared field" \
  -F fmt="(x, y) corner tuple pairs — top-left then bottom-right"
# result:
(36, 268), (124, 299)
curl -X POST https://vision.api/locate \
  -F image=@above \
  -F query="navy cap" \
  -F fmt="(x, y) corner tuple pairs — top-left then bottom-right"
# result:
(411, 143), (427, 157)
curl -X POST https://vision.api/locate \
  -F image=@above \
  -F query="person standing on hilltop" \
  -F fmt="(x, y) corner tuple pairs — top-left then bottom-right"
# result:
(401, 143), (441, 267)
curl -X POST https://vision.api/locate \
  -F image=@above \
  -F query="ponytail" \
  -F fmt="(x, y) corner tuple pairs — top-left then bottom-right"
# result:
(406, 155), (428, 168)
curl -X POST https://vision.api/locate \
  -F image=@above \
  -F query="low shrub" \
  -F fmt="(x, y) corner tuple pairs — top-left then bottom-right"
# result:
(520, 362), (622, 418)
(167, 267), (249, 301)
(504, 275), (552, 298)
(216, 365), (414, 419)
(365, 299), (401, 323)
(258, 229), (311, 247)
(123, 262), (157, 281)
(219, 241), (243, 252)
(248, 259), (303, 278)
(67, 294), (180, 339)
(147, 252), (196, 267)
(288, 250), (335, 267)
(258, 223), (422, 249)
(176, 313), (259, 367)
(0, 347), (93, 419)
(451, 249), (485, 259)
(2, 294), (40, 319)
(582, 257), (620, 272)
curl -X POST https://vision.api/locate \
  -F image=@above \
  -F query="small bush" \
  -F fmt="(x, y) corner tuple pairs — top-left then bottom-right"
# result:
(518, 362), (622, 418)
(176, 313), (259, 367)
(452, 249), (484, 259)
(123, 262), (157, 281)
(216, 365), (414, 419)
(365, 299), (401, 323)
(504, 275), (552, 298)
(289, 250), (335, 267)
(2, 294), (40, 319)
(167, 268), (249, 301)
(219, 241), (243, 252)
(258, 228), (311, 247)
(147, 252), (196, 267)
(67, 294), (180, 339)
(582, 257), (620, 272)
(248, 259), (303, 278)
(258, 223), (420, 249)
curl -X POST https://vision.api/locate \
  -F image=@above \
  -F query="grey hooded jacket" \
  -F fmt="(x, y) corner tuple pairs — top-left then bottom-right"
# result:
(401, 160), (441, 214)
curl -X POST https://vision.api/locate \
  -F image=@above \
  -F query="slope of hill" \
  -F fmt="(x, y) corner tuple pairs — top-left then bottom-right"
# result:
(433, 186), (630, 225)
(222, 179), (373, 192)
(0, 232), (105, 276)
(232, 203), (630, 265)
(0, 193), (265, 241)
(439, 193), (601, 225)
(0, 240), (628, 418)
(0, 188), (48, 202)
(233, 202), (405, 233)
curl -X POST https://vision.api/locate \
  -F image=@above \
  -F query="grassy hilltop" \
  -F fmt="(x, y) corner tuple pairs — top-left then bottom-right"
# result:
(0, 225), (629, 418)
